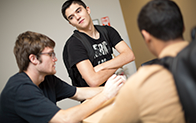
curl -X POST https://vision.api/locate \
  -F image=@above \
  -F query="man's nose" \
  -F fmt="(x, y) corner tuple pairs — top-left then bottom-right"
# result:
(75, 14), (80, 20)
(53, 57), (57, 62)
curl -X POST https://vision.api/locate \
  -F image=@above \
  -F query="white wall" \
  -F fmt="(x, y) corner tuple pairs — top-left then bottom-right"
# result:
(0, 0), (136, 109)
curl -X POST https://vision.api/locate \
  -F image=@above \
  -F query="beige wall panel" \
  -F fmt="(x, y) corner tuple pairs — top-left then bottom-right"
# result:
(119, 0), (196, 69)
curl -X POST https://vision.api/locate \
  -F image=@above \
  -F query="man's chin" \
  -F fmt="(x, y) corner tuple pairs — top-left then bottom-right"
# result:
(52, 71), (56, 75)
(48, 71), (56, 75)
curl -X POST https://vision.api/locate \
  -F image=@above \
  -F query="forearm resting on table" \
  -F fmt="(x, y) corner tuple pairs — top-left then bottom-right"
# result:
(50, 91), (109, 123)
(50, 74), (124, 122)
(71, 87), (104, 101)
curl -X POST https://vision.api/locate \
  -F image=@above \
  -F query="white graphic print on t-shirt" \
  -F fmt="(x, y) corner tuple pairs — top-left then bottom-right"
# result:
(93, 41), (110, 64)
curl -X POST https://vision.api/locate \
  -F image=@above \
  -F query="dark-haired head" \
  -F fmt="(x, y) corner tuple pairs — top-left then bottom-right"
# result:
(61, 0), (87, 21)
(14, 31), (55, 73)
(137, 0), (184, 41)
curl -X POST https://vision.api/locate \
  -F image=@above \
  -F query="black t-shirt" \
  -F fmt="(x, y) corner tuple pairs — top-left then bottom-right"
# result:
(0, 72), (76, 123)
(63, 25), (123, 87)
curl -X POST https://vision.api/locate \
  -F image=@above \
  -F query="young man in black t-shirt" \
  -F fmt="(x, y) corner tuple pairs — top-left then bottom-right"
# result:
(61, 0), (135, 87)
(0, 31), (125, 123)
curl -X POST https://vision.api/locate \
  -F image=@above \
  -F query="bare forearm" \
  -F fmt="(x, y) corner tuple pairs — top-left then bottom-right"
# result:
(68, 93), (108, 121)
(50, 75), (124, 123)
(76, 60), (118, 87)
(72, 87), (104, 101)
(96, 41), (135, 71)
(51, 92), (108, 123)
(99, 51), (135, 71)
(62, 75), (124, 122)
(86, 68), (117, 87)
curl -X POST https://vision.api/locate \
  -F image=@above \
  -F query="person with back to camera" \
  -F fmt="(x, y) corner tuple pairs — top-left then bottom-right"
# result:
(61, 0), (135, 87)
(99, 0), (186, 122)
(0, 31), (125, 123)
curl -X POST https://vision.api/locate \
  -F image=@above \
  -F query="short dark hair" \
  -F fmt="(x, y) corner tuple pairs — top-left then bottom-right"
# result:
(61, 0), (87, 21)
(14, 31), (55, 73)
(137, 0), (184, 41)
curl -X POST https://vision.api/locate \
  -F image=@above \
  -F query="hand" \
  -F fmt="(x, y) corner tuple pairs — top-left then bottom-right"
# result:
(118, 75), (126, 84)
(102, 74), (125, 100)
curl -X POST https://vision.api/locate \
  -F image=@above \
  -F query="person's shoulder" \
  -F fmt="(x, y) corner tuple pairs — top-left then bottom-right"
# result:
(66, 34), (82, 46)
(65, 35), (85, 51)
(123, 64), (172, 94)
(126, 65), (170, 85)
(139, 64), (165, 72)
(100, 25), (115, 30)
(101, 25), (120, 37)
(8, 72), (30, 83)
(137, 64), (170, 77)
(3, 72), (36, 96)
(66, 34), (77, 44)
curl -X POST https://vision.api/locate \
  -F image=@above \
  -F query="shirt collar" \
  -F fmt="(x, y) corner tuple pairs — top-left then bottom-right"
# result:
(159, 41), (189, 58)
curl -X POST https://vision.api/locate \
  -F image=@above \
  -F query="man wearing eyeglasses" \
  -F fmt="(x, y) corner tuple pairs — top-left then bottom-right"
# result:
(0, 31), (125, 123)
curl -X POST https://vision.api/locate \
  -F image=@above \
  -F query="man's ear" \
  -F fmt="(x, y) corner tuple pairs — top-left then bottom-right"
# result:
(29, 54), (39, 65)
(86, 6), (91, 15)
(141, 30), (151, 44)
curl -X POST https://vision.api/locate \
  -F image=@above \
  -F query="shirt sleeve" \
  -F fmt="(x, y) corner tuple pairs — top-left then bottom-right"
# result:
(66, 36), (89, 67)
(52, 75), (77, 101)
(105, 25), (123, 47)
(15, 83), (60, 123)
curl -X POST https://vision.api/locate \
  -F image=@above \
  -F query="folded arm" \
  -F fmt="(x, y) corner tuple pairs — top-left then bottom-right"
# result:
(76, 60), (117, 87)
(94, 41), (135, 72)
(77, 41), (135, 87)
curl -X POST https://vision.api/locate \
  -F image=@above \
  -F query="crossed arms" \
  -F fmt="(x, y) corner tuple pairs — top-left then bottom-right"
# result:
(76, 41), (135, 87)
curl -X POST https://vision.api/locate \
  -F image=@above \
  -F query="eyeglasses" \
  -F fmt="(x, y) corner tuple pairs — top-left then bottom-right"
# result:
(39, 52), (56, 59)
